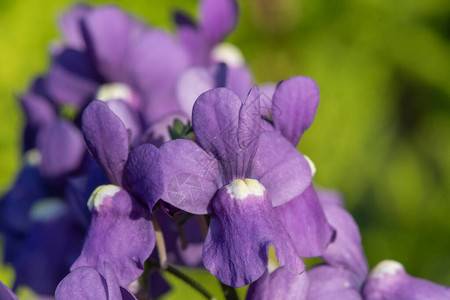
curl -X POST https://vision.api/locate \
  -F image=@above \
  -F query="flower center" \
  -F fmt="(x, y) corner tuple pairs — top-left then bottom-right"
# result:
(96, 83), (132, 102)
(226, 178), (265, 200)
(87, 185), (121, 211)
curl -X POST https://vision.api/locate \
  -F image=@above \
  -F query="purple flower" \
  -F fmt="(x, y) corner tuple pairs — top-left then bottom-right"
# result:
(159, 87), (312, 286)
(71, 100), (164, 286)
(55, 263), (136, 300)
(47, 4), (190, 124)
(247, 189), (450, 299)
(261, 76), (335, 258)
(0, 158), (91, 296)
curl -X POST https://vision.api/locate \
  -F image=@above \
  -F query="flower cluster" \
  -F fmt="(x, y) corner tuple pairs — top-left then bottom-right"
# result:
(0, 0), (448, 299)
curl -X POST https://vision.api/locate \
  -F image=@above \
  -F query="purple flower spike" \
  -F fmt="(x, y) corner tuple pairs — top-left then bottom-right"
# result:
(276, 185), (335, 257)
(82, 100), (130, 186)
(272, 76), (320, 146)
(71, 185), (154, 286)
(203, 179), (304, 287)
(37, 120), (85, 179)
(363, 260), (450, 300)
(56, 263), (136, 300)
(246, 268), (309, 300)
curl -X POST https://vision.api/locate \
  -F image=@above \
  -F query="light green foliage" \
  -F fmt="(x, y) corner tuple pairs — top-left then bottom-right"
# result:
(0, 0), (449, 297)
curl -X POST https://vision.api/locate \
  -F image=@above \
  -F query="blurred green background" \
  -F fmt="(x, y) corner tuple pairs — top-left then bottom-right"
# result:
(0, 0), (449, 298)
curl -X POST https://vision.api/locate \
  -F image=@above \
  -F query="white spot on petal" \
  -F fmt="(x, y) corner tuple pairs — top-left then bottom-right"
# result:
(96, 83), (132, 102)
(226, 178), (265, 200)
(211, 43), (245, 67)
(87, 185), (121, 211)
(370, 260), (404, 279)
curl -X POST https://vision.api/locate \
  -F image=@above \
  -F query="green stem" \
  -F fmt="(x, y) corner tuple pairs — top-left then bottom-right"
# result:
(219, 282), (240, 300)
(149, 261), (215, 300)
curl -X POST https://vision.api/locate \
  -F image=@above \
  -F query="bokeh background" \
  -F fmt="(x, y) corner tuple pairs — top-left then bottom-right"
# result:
(0, 0), (449, 298)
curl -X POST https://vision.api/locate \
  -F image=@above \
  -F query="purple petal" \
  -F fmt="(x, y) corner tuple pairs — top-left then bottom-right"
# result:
(321, 201), (369, 282)
(123, 144), (164, 208)
(200, 0), (239, 45)
(127, 30), (189, 124)
(160, 139), (221, 214)
(141, 113), (188, 147)
(272, 76), (320, 146)
(193, 87), (260, 180)
(203, 180), (304, 287)
(59, 4), (91, 50)
(55, 267), (108, 300)
(20, 92), (56, 132)
(176, 67), (216, 117)
(0, 281), (17, 300)
(246, 267), (309, 300)
(251, 131), (312, 207)
(71, 186), (154, 286)
(56, 263), (136, 300)
(276, 185), (334, 257)
(316, 188), (345, 207)
(56, 267), (109, 300)
(46, 48), (100, 107)
(37, 120), (85, 179)
(307, 265), (363, 300)
(226, 66), (253, 101)
(363, 260), (450, 300)
(259, 83), (276, 119)
(82, 6), (142, 82)
(177, 26), (210, 66)
(104, 99), (142, 147)
(82, 100), (129, 186)
(13, 208), (85, 296)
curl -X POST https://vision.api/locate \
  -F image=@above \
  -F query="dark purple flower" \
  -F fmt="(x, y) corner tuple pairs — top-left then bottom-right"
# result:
(159, 87), (311, 286)
(0, 158), (90, 296)
(55, 263), (136, 300)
